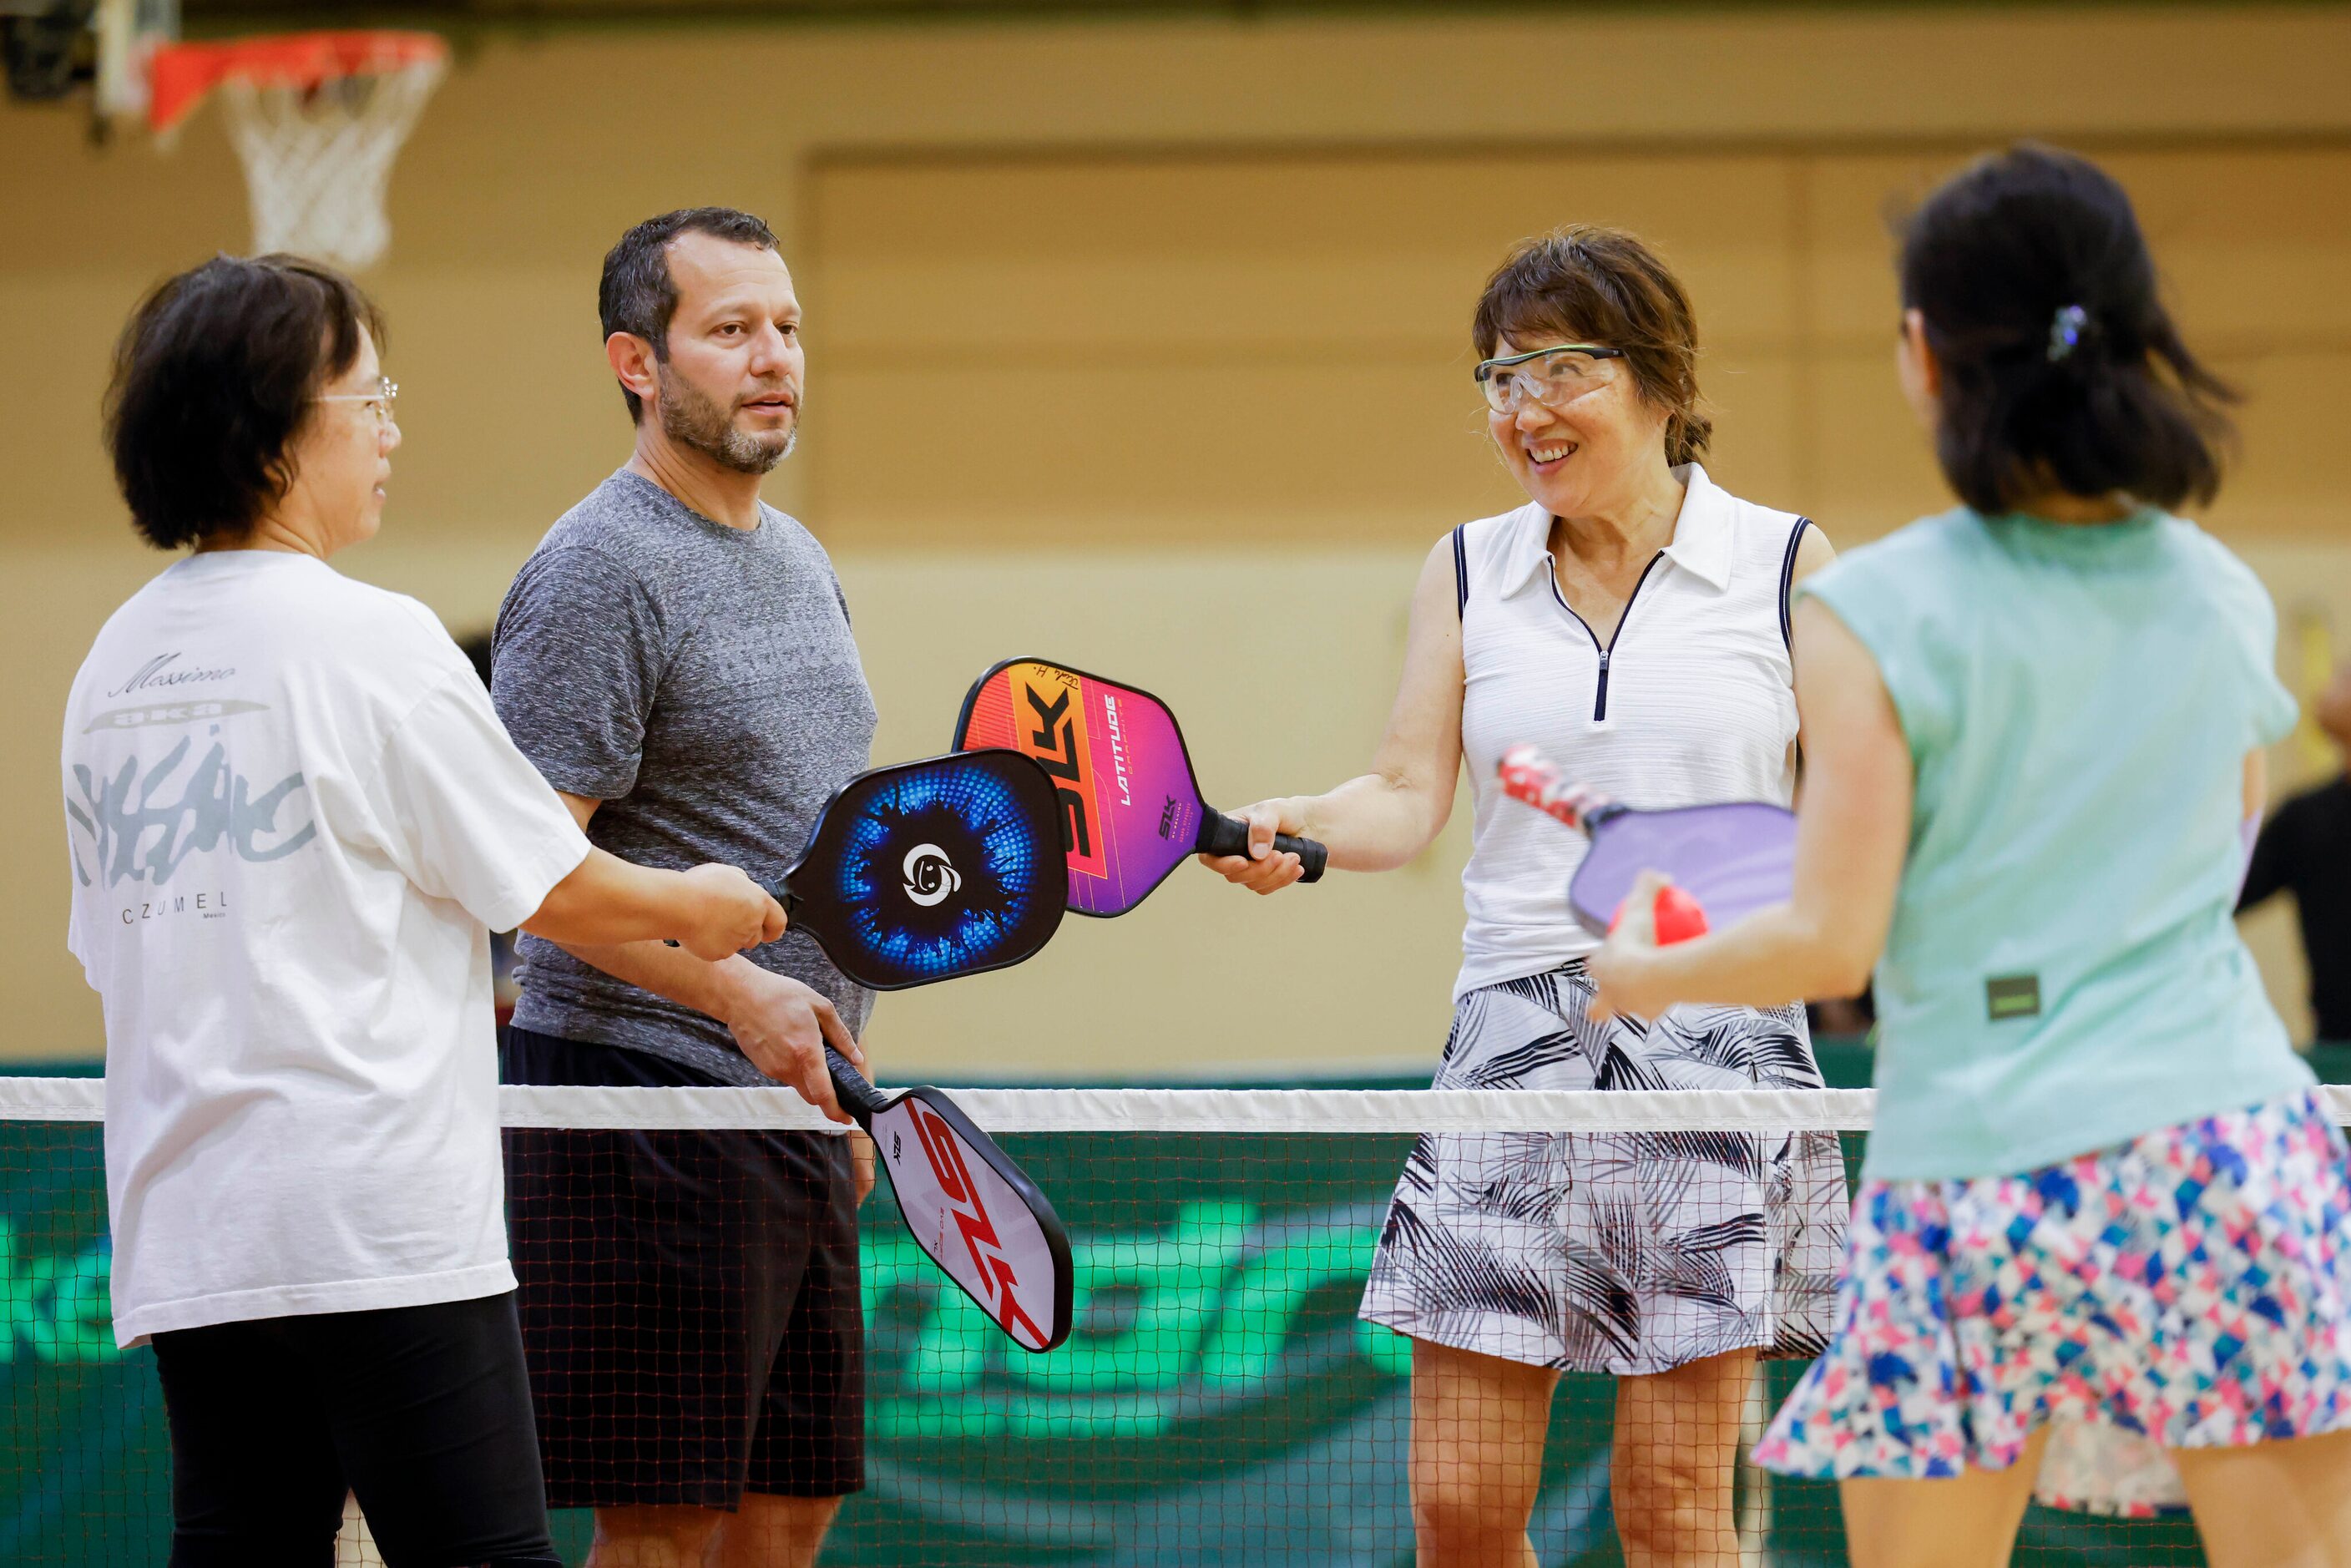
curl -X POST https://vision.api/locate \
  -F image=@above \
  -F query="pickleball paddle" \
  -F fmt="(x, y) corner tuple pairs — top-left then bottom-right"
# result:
(1497, 744), (1796, 939)
(953, 658), (1328, 917)
(670, 750), (1066, 990)
(827, 1047), (1073, 1353)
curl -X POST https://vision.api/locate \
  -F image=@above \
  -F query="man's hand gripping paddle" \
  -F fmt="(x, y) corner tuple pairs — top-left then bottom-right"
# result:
(1495, 744), (1796, 942)
(953, 659), (1329, 916)
(668, 750), (1066, 989)
(826, 1047), (1074, 1353)
(660, 751), (1074, 1349)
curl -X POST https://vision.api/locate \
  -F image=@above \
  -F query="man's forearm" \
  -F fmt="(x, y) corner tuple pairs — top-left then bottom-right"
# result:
(547, 938), (761, 1025)
(545, 941), (871, 1067)
(545, 933), (867, 1116)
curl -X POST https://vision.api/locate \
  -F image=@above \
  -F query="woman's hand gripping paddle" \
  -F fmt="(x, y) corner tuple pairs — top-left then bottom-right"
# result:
(953, 659), (1329, 916)
(825, 1047), (1074, 1353)
(1495, 744), (1796, 940)
(668, 750), (1067, 989)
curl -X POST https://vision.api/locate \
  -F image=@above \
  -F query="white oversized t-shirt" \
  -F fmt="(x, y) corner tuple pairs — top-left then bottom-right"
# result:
(61, 551), (592, 1347)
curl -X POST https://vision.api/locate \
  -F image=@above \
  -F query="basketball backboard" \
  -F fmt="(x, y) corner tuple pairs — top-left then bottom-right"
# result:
(0, 0), (174, 129)
(93, 0), (174, 124)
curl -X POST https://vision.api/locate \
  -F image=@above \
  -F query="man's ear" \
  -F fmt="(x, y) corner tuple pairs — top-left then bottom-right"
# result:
(606, 331), (660, 411)
(1900, 308), (1942, 399)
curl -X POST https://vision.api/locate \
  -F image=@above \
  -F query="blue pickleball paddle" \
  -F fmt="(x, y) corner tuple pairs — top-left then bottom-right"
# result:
(675, 750), (1066, 989)
(794, 749), (1066, 988)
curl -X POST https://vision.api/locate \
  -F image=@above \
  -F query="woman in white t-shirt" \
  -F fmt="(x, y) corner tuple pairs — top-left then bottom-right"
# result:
(1201, 228), (1849, 1566)
(65, 254), (793, 1567)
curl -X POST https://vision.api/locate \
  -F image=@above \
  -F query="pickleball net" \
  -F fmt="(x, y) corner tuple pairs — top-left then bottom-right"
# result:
(0, 1075), (2284, 1565)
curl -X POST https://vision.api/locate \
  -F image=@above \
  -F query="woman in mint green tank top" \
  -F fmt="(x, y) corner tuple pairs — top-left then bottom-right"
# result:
(1590, 145), (2351, 1565)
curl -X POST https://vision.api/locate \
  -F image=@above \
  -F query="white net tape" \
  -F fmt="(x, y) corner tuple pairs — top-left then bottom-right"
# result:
(8, 1076), (2350, 1132)
(216, 52), (445, 271)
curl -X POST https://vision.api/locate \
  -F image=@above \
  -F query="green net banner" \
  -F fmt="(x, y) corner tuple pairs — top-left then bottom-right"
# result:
(825, 1122), (2207, 1568)
(0, 1119), (167, 1565)
(0, 1069), (2242, 1565)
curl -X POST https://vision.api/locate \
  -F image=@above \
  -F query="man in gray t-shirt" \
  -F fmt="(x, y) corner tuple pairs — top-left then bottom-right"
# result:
(492, 208), (872, 1568)
(496, 467), (877, 1085)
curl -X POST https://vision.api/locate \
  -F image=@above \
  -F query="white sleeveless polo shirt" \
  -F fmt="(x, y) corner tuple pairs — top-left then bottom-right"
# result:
(1454, 463), (1813, 998)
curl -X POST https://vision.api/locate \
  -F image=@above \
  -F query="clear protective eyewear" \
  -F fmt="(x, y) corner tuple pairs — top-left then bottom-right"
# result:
(313, 377), (398, 427)
(1473, 344), (1625, 414)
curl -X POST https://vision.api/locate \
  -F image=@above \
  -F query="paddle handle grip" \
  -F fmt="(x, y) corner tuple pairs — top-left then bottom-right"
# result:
(825, 1045), (888, 1124)
(1198, 812), (1327, 883)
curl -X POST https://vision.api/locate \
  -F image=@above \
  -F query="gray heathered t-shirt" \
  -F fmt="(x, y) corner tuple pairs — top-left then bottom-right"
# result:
(493, 468), (878, 1085)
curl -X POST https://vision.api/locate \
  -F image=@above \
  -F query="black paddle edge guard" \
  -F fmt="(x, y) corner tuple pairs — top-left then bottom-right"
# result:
(824, 1046), (1076, 1353)
(948, 655), (1016, 761)
(1565, 897), (1618, 942)
(951, 655), (1327, 910)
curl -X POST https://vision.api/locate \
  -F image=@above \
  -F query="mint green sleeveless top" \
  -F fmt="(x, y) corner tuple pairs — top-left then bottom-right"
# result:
(1798, 508), (2308, 1181)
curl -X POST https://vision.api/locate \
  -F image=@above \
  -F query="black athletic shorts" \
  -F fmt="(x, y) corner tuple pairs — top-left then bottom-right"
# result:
(149, 1292), (559, 1568)
(500, 1026), (866, 1509)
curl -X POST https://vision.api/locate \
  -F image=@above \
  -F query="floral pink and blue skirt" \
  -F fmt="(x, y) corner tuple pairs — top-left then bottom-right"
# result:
(1752, 1090), (2351, 1516)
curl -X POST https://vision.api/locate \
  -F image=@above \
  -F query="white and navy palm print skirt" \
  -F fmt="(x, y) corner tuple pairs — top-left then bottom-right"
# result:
(1360, 964), (1848, 1375)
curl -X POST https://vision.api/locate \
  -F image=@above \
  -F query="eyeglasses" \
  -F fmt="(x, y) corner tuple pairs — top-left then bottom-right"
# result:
(1473, 345), (1625, 414)
(313, 377), (398, 427)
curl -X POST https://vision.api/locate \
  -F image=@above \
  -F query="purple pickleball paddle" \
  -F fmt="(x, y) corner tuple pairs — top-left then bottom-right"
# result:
(1497, 745), (1797, 938)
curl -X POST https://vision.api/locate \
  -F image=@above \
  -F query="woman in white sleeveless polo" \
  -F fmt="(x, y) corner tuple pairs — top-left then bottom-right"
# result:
(1202, 227), (1849, 1566)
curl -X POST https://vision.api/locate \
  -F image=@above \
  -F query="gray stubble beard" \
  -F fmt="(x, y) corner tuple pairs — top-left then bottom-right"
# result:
(655, 366), (796, 474)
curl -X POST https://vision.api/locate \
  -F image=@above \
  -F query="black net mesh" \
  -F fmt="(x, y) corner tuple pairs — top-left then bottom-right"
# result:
(0, 1108), (2220, 1564)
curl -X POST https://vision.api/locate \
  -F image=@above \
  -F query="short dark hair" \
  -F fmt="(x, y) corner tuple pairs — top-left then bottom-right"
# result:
(1896, 144), (2234, 515)
(599, 206), (781, 421)
(104, 254), (384, 551)
(1472, 225), (1712, 467)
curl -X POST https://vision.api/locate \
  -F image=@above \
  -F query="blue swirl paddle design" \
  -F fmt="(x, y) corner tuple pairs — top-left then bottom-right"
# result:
(673, 750), (1065, 990)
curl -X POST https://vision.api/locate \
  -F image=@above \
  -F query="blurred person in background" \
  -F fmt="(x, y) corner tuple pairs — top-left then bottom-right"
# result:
(493, 208), (877, 1568)
(2239, 658), (2351, 1043)
(68, 254), (783, 1567)
(1807, 990), (1876, 1040)
(1201, 227), (1848, 1567)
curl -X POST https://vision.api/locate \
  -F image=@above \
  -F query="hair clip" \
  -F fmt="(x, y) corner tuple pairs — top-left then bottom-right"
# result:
(2047, 303), (2090, 362)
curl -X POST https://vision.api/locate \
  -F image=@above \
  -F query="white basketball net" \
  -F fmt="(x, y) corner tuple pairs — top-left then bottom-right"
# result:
(215, 51), (445, 272)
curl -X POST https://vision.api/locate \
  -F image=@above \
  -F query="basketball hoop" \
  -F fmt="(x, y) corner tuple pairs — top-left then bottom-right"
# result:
(145, 31), (447, 272)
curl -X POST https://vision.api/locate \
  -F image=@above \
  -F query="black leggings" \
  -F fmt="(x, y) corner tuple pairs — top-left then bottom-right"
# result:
(150, 1292), (559, 1568)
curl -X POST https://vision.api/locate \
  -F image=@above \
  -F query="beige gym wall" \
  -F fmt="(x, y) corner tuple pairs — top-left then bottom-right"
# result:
(3, 5), (2347, 1072)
